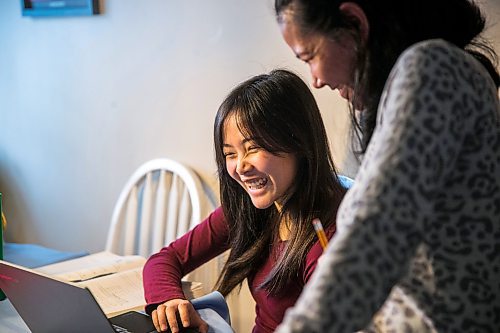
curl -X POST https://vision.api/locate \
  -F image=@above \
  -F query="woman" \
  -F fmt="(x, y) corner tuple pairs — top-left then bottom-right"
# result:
(274, 0), (500, 332)
(142, 69), (346, 333)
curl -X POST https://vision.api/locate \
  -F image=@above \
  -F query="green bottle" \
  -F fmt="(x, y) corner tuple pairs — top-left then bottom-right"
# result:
(0, 192), (6, 300)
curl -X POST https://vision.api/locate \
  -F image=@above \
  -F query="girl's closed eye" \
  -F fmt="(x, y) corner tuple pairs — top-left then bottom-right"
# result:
(248, 145), (262, 152)
(245, 138), (264, 151)
(223, 150), (236, 159)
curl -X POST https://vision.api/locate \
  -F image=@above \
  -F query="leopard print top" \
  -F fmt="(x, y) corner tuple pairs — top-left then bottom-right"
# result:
(276, 39), (500, 332)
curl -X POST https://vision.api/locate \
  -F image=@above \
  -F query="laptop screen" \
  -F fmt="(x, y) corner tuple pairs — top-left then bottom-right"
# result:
(0, 261), (117, 332)
(0, 261), (158, 333)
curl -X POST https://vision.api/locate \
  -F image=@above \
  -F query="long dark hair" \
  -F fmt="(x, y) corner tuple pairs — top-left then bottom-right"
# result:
(213, 69), (345, 296)
(275, 0), (499, 156)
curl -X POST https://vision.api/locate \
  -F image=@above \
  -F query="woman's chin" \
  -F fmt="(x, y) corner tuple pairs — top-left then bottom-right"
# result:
(338, 86), (351, 100)
(338, 86), (365, 111)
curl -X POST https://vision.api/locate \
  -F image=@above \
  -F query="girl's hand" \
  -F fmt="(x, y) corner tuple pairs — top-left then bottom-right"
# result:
(151, 298), (209, 333)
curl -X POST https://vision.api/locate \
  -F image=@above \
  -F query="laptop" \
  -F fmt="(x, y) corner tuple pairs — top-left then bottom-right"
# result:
(0, 260), (157, 333)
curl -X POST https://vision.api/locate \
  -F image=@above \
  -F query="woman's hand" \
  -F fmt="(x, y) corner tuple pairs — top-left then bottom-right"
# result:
(151, 298), (209, 333)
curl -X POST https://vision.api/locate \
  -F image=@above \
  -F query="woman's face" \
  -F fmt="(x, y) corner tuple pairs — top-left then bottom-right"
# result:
(279, 12), (356, 101)
(223, 113), (298, 210)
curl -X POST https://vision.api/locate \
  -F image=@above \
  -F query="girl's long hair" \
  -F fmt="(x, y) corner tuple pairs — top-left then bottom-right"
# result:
(276, 0), (499, 156)
(213, 69), (345, 296)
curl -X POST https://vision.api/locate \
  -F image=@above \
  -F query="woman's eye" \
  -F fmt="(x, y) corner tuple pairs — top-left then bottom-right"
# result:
(224, 152), (235, 158)
(302, 53), (314, 64)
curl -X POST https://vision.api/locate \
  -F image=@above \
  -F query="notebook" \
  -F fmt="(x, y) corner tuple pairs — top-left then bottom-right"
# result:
(0, 260), (157, 333)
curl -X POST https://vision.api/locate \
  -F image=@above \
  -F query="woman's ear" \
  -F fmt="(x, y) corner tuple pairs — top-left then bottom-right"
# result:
(339, 2), (369, 42)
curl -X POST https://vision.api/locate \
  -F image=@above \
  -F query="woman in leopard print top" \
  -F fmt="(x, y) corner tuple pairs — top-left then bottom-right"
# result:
(274, 0), (500, 332)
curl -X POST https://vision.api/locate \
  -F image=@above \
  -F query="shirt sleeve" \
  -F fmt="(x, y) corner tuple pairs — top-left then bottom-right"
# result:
(276, 40), (475, 332)
(142, 206), (230, 314)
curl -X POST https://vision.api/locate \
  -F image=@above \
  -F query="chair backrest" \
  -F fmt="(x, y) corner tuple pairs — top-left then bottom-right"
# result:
(105, 158), (206, 257)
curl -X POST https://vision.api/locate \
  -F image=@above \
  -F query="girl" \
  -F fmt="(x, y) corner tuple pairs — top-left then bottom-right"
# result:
(142, 69), (347, 333)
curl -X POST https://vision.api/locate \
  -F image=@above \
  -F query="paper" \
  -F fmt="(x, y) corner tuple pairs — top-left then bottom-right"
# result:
(77, 267), (146, 317)
(35, 251), (204, 317)
(77, 269), (204, 317)
(36, 251), (145, 282)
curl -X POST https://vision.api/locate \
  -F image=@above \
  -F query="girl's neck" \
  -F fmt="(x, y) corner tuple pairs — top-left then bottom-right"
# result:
(279, 215), (291, 241)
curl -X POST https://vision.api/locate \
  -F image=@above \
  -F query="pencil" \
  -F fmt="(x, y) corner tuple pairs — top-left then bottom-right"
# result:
(312, 218), (328, 251)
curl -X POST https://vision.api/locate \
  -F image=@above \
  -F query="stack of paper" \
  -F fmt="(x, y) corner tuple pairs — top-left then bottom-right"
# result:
(36, 251), (203, 317)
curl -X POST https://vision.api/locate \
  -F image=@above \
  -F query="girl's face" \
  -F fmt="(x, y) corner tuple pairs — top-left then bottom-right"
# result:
(279, 12), (356, 101)
(223, 113), (298, 210)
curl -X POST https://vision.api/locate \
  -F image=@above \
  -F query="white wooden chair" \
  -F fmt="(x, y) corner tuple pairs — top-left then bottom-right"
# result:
(105, 158), (206, 258)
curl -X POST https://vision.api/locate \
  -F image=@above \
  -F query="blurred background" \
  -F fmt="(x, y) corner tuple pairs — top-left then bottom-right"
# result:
(0, 0), (363, 252)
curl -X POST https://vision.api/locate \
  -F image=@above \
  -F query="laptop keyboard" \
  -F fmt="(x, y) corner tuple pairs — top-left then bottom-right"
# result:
(113, 324), (132, 333)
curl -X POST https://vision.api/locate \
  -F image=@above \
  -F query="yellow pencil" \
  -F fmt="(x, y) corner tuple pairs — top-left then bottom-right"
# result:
(312, 218), (328, 250)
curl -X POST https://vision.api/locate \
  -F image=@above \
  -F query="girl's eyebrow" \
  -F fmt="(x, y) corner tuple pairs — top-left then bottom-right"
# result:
(223, 138), (254, 148)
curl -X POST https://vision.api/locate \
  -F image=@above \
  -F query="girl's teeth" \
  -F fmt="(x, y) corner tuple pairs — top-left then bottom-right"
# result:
(248, 178), (267, 189)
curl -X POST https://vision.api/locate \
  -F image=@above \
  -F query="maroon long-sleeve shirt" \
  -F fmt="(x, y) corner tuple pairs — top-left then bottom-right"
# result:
(142, 206), (335, 333)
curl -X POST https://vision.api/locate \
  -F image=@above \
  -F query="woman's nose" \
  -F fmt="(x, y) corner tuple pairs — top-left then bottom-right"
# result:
(312, 76), (326, 89)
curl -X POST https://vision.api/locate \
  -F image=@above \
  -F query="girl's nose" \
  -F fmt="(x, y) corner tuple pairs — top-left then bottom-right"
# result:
(236, 156), (251, 175)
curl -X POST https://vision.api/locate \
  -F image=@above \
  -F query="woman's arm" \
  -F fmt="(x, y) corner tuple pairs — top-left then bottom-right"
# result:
(143, 206), (230, 313)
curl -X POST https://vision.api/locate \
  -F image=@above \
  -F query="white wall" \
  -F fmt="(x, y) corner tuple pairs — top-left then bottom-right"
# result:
(0, 0), (499, 331)
(0, 0), (355, 253)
